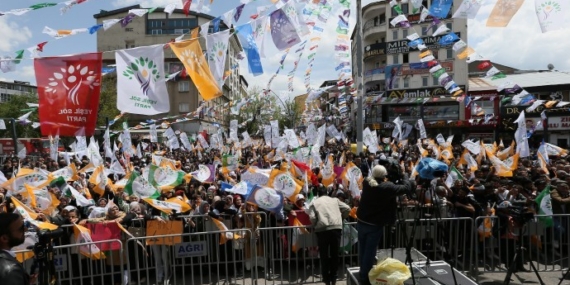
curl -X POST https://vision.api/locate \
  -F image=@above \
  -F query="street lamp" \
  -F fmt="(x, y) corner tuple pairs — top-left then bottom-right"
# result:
(263, 89), (296, 129)
(355, 0), (365, 153)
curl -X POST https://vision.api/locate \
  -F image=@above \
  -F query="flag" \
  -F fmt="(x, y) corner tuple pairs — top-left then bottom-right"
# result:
(170, 39), (223, 100)
(267, 169), (303, 202)
(340, 223), (358, 253)
(34, 53), (101, 136)
(445, 166), (464, 188)
(64, 184), (94, 207)
(147, 164), (185, 191)
(487, 0), (524, 27)
(190, 164), (215, 183)
(11, 197), (58, 230)
(537, 151), (549, 174)
(235, 23), (264, 76)
(234, 4), (245, 22)
(291, 216), (309, 252)
(535, 186), (553, 227)
(183, 0), (192, 16)
(341, 162), (364, 187)
(73, 224), (105, 259)
(124, 171), (161, 199)
(116, 45), (170, 115)
(453, 0), (482, 19)
(206, 30), (231, 88)
(246, 185), (284, 213)
(486, 149), (512, 177)
(429, 0), (453, 18)
(143, 197), (191, 214)
(1, 170), (49, 194)
(211, 217), (234, 245)
(534, 0), (568, 33)
(223, 181), (254, 195)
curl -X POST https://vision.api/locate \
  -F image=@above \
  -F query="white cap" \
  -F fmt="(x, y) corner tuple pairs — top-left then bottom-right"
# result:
(296, 194), (305, 201)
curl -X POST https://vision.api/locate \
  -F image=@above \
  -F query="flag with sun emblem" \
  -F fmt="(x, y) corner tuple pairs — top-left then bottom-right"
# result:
(34, 53), (102, 136)
(170, 39), (222, 101)
(116, 45), (170, 115)
(206, 30), (231, 89)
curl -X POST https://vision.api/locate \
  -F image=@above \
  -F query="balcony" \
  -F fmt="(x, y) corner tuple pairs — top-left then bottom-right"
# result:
(364, 20), (386, 39)
(365, 117), (384, 124)
(364, 68), (385, 83)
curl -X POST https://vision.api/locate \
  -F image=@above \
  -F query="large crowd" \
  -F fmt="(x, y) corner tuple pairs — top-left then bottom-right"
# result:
(0, 136), (569, 285)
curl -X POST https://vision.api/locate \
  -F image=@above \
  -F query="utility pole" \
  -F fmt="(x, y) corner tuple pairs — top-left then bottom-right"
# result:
(355, 0), (365, 154)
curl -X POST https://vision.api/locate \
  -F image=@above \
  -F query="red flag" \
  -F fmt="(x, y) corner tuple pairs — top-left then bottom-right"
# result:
(36, 42), (48, 52)
(34, 53), (102, 136)
(291, 159), (319, 186)
(477, 61), (492, 71)
(182, 0), (192, 16)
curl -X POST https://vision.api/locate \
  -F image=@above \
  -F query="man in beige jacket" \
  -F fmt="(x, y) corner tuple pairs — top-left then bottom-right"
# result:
(309, 187), (351, 285)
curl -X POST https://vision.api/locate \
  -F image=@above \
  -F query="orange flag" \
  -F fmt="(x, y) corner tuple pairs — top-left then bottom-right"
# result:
(170, 39), (222, 101)
(190, 27), (200, 39)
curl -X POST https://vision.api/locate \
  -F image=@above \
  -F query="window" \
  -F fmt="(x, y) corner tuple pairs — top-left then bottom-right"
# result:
(402, 29), (408, 38)
(446, 22), (453, 30)
(422, 77), (429, 87)
(174, 29), (184, 34)
(404, 77), (410, 88)
(446, 49), (453, 59)
(125, 40), (135, 48)
(379, 14), (386, 24)
(387, 105), (420, 122)
(146, 18), (198, 34)
(433, 76), (439, 86)
(179, 103), (190, 113)
(178, 81), (190, 92)
(423, 104), (459, 120)
(472, 101), (494, 116)
(392, 54), (399, 64)
(125, 28), (133, 32)
(421, 26), (428, 36)
(0, 94), (12, 102)
(393, 78), (400, 89)
(392, 30), (398, 40)
(403, 53), (409, 63)
(401, 4), (409, 14)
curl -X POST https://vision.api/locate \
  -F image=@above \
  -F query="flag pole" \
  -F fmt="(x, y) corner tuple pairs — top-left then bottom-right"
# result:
(355, 0), (365, 154)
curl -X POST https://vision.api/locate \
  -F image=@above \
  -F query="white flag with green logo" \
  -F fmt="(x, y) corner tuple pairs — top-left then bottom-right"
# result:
(536, 186), (553, 227)
(147, 164), (184, 191)
(124, 171), (161, 199)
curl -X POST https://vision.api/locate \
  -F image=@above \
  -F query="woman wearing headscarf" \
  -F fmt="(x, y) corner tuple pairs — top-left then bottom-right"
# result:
(242, 203), (265, 271)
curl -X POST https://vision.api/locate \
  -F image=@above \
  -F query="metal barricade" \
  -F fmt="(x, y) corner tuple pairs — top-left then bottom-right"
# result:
(125, 228), (253, 285)
(475, 213), (570, 282)
(15, 239), (124, 285)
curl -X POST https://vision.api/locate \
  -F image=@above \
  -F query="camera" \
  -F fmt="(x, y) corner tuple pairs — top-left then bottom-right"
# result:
(378, 157), (403, 182)
(508, 203), (534, 225)
(37, 228), (65, 244)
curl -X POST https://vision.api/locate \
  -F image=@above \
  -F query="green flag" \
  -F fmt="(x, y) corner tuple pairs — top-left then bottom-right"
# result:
(14, 50), (24, 64)
(535, 186), (553, 227)
(29, 3), (57, 10)
(124, 171), (161, 199)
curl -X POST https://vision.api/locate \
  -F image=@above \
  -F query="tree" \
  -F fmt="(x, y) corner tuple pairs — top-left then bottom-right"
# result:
(97, 74), (128, 130)
(0, 93), (40, 138)
(273, 97), (303, 130)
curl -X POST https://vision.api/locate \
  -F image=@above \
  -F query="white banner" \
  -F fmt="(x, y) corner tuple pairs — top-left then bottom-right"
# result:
(116, 45), (170, 115)
(206, 30), (231, 88)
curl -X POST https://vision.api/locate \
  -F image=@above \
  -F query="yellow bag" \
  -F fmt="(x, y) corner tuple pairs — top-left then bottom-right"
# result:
(368, 257), (411, 285)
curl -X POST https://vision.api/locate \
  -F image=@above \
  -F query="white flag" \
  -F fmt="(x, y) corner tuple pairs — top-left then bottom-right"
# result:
(150, 124), (158, 143)
(514, 111), (530, 158)
(116, 45), (170, 115)
(0, 120), (5, 130)
(417, 119), (427, 139)
(206, 30), (231, 88)
(164, 3), (176, 15)
(535, 0), (569, 33)
(453, 0), (482, 19)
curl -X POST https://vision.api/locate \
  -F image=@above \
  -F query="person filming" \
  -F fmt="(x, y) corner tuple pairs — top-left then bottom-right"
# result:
(0, 213), (32, 285)
(356, 165), (412, 285)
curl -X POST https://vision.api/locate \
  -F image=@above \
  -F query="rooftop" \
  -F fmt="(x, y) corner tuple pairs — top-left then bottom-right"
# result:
(468, 71), (570, 92)
(93, 4), (217, 21)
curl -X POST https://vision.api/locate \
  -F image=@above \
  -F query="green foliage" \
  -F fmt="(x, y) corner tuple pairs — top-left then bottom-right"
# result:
(97, 74), (127, 130)
(0, 93), (40, 138)
(228, 86), (304, 136)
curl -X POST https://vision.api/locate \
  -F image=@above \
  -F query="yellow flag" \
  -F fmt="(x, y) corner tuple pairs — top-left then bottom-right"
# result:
(11, 197), (58, 230)
(170, 39), (222, 101)
(190, 27), (200, 39)
(73, 224), (105, 260)
(211, 218), (233, 245)
(457, 47), (475, 60)
(89, 165), (108, 196)
(486, 0), (524, 27)
(268, 169), (303, 202)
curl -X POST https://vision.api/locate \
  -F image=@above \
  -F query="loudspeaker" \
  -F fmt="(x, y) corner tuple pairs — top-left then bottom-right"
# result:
(405, 261), (477, 285)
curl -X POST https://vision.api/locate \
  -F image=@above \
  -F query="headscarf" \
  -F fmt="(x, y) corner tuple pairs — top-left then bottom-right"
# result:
(198, 202), (210, 215)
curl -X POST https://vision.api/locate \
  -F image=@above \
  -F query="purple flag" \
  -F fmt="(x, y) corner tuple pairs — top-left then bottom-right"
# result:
(270, 8), (301, 51)
(121, 13), (136, 28)
(234, 4), (245, 22)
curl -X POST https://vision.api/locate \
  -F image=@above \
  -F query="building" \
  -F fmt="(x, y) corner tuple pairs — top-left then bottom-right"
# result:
(470, 71), (570, 147)
(93, 5), (244, 134)
(0, 80), (37, 103)
(351, 0), (468, 139)
(239, 75), (249, 101)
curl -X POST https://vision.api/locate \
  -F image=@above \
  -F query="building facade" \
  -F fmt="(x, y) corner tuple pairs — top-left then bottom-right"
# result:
(0, 81), (37, 103)
(94, 5), (244, 134)
(351, 0), (468, 139)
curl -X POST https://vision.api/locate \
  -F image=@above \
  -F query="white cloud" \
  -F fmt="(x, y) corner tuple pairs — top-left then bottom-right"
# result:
(0, 65), (36, 85)
(0, 17), (32, 53)
(468, 0), (570, 72)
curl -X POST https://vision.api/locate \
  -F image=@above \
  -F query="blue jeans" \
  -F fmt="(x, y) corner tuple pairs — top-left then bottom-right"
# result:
(357, 222), (385, 285)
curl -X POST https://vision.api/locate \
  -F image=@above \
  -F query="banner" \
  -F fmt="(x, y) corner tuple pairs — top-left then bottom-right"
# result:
(384, 64), (403, 91)
(170, 39), (222, 101)
(206, 30), (231, 88)
(34, 53), (102, 136)
(86, 222), (122, 251)
(429, 0), (453, 18)
(486, 0), (525, 27)
(116, 45), (169, 115)
(146, 220), (183, 245)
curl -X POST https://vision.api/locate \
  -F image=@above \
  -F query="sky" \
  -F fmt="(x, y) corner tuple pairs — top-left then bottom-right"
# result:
(1, 0), (569, 100)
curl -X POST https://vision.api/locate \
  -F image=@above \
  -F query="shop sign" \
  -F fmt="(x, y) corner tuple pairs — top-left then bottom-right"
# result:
(370, 122), (395, 129)
(387, 85), (465, 99)
(364, 43), (386, 59)
(400, 61), (453, 76)
(547, 116), (570, 131)
(501, 105), (570, 117)
(386, 33), (461, 54)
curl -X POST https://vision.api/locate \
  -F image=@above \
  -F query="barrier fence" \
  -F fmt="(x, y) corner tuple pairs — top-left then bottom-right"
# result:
(12, 212), (570, 285)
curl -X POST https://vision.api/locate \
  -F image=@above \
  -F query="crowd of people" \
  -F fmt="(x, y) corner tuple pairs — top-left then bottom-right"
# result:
(0, 135), (568, 285)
